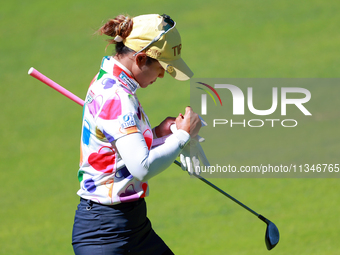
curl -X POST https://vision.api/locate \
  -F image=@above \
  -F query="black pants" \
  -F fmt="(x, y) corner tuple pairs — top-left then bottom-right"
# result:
(72, 198), (174, 255)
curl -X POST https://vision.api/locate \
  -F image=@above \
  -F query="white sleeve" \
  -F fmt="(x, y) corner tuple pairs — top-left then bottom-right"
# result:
(115, 130), (190, 181)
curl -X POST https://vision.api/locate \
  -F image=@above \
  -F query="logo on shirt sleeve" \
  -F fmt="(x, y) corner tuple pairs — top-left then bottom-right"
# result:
(119, 112), (137, 129)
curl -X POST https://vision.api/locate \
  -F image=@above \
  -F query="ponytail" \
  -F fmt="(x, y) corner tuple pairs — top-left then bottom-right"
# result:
(98, 15), (134, 55)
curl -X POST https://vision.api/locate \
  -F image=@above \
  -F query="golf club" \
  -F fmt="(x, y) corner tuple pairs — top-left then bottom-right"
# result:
(174, 160), (279, 250)
(28, 67), (280, 250)
(28, 67), (84, 106)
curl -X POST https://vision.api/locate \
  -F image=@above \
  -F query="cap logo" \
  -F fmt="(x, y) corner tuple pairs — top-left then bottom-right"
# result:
(166, 64), (174, 74)
(146, 48), (161, 59)
(172, 44), (182, 56)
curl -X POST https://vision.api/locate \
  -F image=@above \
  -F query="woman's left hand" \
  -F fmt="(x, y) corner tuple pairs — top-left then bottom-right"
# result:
(154, 117), (176, 138)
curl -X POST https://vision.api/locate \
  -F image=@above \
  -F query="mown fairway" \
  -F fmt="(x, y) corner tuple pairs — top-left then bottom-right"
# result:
(1, 0), (339, 254)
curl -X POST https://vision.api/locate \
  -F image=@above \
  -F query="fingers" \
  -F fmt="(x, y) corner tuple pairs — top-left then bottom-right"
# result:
(176, 106), (201, 137)
(184, 106), (201, 137)
(180, 154), (187, 171)
(175, 111), (189, 133)
(183, 106), (191, 117)
(180, 153), (193, 174)
(186, 155), (193, 174)
(155, 117), (177, 137)
(178, 114), (208, 176)
(164, 116), (176, 125)
(180, 153), (201, 175)
(192, 154), (200, 175)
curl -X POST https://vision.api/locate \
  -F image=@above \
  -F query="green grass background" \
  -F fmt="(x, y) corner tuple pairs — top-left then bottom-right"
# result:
(1, 0), (339, 254)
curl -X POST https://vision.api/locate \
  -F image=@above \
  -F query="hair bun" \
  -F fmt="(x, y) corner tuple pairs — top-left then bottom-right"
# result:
(98, 15), (133, 45)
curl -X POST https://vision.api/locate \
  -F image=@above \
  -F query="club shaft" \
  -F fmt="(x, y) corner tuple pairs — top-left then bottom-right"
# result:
(28, 67), (85, 107)
(174, 160), (260, 217)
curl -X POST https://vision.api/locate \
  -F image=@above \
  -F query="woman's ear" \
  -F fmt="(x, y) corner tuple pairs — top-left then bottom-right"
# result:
(135, 52), (148, 69)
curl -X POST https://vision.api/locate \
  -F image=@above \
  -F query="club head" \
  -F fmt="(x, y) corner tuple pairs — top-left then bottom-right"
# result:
(265, 220), (280, 250)
(258, 215), (279, 250)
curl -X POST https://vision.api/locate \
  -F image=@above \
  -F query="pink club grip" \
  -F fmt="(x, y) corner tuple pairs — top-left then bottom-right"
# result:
(28, 67), (85, 107)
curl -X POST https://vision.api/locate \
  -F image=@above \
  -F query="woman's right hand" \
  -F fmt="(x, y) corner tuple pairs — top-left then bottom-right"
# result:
(175, 106), (201, 138)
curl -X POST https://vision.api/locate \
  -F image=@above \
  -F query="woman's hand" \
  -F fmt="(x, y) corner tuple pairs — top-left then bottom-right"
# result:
(175, 106), (201, 137)
(154, 117), (176, 138)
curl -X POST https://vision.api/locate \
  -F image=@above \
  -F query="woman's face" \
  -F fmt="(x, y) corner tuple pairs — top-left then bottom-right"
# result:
(131, 53), (165, 88)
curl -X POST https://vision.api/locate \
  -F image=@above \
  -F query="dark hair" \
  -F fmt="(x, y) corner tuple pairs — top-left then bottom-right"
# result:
(98, 15), (158, 65)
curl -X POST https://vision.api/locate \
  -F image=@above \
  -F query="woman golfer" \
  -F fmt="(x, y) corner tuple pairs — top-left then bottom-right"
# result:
(72, 14), (201, 254)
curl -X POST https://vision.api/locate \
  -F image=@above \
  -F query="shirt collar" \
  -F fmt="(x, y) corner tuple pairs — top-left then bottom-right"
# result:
(101, 56), (140, 94)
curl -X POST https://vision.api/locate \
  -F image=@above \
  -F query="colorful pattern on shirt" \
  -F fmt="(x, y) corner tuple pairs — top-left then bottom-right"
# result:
(77, 56), (152, 205)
